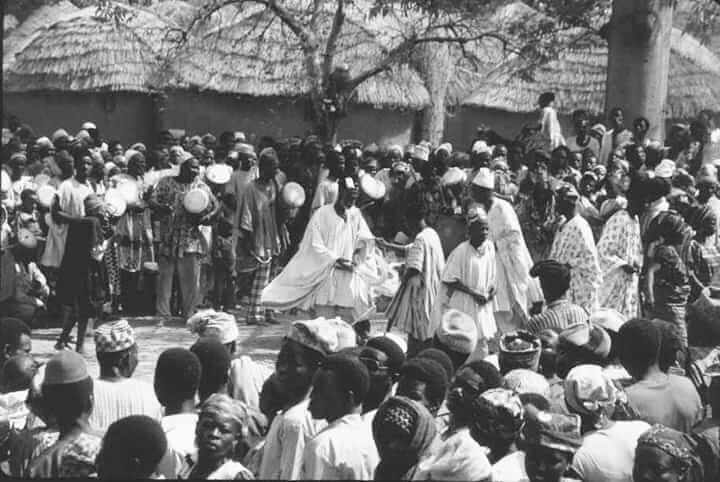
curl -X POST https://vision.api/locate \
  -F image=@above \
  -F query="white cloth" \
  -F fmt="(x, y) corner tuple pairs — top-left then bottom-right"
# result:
(434, 241), (497, 339)
(88, 378), (163, 432)
(179, 458), (252, 479)
(300, 413), (379, 480)
(540, 106), (565, 150)
(413, 428), (491, 481)
(259, 398), (327, 480)
(261, 204), (373, 312)
(488, 198), (543, 316)
(492, 450), (529, 482)
(311, 179), (339, 212)
(0, 389), (30, 430)
(156, 413), (198, 478)
(229, 356), (272, 411)
(571, 421), (651, 482)
(41, 178), (91, 267)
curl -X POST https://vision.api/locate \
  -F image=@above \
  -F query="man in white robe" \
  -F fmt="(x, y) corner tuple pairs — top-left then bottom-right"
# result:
(261, 177), (374, 322)
(549, 185), (602, 313)
(433, 205), (496, 361)
(469, 168), (543, 332)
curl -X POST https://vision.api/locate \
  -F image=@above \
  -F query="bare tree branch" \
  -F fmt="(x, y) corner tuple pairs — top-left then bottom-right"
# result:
(265, 0), (314, 47)
(323, 0), (345, 78)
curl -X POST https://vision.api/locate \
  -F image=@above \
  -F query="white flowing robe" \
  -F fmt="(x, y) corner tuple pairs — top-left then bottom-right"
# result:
(488, 198), (543, 317)
(597, 210), (642, 319)
(433, 240), (497, 339)
(261, 204), (373, 313)
(549, 215), (602, 313)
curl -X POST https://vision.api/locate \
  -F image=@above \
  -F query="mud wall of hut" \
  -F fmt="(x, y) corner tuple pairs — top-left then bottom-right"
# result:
(162, 92), (416, 146)
(3, 92), (155, 144)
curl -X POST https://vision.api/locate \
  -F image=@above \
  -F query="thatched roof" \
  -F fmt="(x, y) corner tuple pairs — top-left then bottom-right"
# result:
(3, 1), (79, 70)
(463, 27), (720, 118)
(3, 5), (172, 94)
(147, 0), (199, 29)
(169, 3), (430, 109)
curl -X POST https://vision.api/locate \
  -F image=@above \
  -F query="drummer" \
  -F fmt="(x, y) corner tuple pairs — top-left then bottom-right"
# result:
(236, 148), (288, 326)
(150, 155), (219, 321)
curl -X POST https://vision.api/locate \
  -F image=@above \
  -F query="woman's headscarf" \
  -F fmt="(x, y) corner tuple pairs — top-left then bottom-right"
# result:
(187, 309), (239, 345)
(563, 364), (617, 422)
(372, 396), (437, 480)
(470, 388), (524, 455)
(636, 425), (705, 482)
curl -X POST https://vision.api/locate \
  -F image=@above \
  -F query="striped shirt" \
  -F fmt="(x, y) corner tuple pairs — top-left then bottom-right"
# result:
(526, 299), (588, 334)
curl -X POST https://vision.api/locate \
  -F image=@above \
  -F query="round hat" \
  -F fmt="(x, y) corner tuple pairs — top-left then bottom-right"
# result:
(436, 309), (477, 355)
(94, 319), (136, 353)
(43, 351), (89, 386)
(282, 182), (306, 208)
(183, 188), (210, 214)
(205, 164), (233, 185)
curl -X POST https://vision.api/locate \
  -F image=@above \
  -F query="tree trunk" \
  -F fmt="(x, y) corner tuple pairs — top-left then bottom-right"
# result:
(415, 43), (455, 144)
(605, 0), (674, 141)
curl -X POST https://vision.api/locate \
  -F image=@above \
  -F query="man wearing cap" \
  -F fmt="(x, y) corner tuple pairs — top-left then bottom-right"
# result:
(260, 318), (355, 480)
(262, 177), (374, 322)
(150, 156), (218, 321)
(433, 204), (497, 359)
(28, 351), (102, 478)
(432, 309), (478, 371)
(237, 148), (288, 325)
(549, 184), (602, 313)
(89, 320), (162, 431)
(470, 167), (543, 331)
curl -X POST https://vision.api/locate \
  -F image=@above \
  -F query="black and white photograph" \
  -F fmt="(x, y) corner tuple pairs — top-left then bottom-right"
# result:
(2, 0), (720, 479)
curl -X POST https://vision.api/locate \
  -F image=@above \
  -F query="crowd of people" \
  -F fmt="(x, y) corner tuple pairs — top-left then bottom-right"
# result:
(1, 94), (720, 480)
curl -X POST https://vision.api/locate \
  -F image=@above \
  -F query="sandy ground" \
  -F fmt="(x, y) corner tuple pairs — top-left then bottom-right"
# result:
(30, 310), (389, 384)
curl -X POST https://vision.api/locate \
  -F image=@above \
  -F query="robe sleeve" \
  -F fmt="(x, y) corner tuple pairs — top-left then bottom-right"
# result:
(308, 210), (339, 263)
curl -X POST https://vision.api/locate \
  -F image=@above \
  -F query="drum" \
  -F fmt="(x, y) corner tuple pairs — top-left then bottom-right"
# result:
(435, 214), (467, 257)
(205, 164), (233, 185)
(183, 188), (210, 214)
(37, 185), (57, 208)
(17, 228), (37, 249)
(282, 182), (306, 208)
(104, 189), (128, 217)
(360, 174), (386, 200)
(441, 167), (467, 186)
(116, 179), (140, 206)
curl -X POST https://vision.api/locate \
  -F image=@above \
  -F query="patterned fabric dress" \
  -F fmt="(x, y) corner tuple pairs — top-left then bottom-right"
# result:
(549, 215), (602, 313)
(597, 209), (642, 319)
(385, 227), (445, 340)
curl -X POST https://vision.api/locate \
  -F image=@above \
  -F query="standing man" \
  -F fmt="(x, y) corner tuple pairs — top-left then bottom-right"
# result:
(549, 185), (602, 313)
(150, 156), (218, 321)
(237, 148), (288, 325)
(469, 168), (542, 331)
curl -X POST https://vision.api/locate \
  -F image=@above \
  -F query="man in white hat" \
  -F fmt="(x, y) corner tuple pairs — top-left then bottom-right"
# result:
(261, 177), (374, 322)
(549, 185), (602, 313)
(469, 168), (543, 332)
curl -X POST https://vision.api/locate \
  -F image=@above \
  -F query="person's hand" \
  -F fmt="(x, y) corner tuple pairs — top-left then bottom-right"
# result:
(474, 293), (488, 305)
(621, 264), (636, 274)
(335, 258), (354, 272)
(487, 287), (496, 300)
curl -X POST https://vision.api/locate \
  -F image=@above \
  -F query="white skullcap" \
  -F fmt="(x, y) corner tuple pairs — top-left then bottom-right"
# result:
(471, 167), (494, 189)
(471, 140), (492, 155)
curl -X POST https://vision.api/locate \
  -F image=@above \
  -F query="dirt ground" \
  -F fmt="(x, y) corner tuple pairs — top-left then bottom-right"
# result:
(30, 310), (389, 384)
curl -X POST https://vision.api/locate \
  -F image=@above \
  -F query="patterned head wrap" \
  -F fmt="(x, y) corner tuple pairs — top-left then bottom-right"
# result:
(563, 364), (617, 417)
(187, 309), (239, 345)
(502, 369), (551, 398)
(471, 388), (525, 438)
(373, 396), (437, 453)
(636, 425), (705, 481)
(523, 405), (582, 454)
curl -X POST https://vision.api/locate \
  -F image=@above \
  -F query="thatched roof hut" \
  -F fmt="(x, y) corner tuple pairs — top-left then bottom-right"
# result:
(3, 1), (79, 70)
(463, 27), (720, 118)
(3, 5), (173, 94)
(3, 15), (19, 35)
(169, 3), (430, 110)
